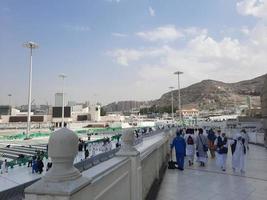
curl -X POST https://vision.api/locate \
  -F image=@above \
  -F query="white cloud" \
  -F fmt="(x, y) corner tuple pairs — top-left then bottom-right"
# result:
(136, 25), (184, 42)
(107, 46), (170, 66)
(248, 22), (267, 46)
(64, 25), (91, 32)
(108, 24), (267, 94)
(183, 27), (208, 36)
(187, 34), (241, 61)
(107, 49), (143, 66)
(237, 0), (267, 19)
(112, 32), (127, 37)
(136, 25), (208, 43)
(241, 26), (250, 35)
(148, 6), (155, 17)
(106, 2), (267, 100)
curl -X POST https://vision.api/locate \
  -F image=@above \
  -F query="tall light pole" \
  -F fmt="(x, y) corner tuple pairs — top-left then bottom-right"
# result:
(23, 41), (38, 138)
(174, 71), (183, 122)
(8, 94), (12, 106)
(169, 86), (174, 121)
(59, 74), (67, 128)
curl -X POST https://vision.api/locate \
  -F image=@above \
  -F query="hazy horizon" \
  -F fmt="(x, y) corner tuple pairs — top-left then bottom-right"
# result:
(1, 72), (266, 108)
(1, 0), (267, 106)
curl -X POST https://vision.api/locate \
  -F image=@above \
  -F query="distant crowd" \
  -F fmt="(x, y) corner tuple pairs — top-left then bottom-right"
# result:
(78, 137), (114, 160)
(0, 137), (117, 175)
(1, 150), (50, 175)
(170, 127), (249, 173)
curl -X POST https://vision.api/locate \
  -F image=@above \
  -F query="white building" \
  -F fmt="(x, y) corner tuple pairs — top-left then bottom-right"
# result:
(90, 105), (101, 122)
(179, 109), (199, 118)
(55, 93), (63, 107)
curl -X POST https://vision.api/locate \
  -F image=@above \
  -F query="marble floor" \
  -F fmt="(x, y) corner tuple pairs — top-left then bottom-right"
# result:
(157, 145), (267, 200)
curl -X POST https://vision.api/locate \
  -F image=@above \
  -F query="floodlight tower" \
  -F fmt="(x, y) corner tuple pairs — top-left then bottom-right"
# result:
(23, 41), (38, 138)
(8, 94), (12, 106)
(169, 86), (175, 121)
(174, 71), (183, 122)
(59, 74), (67, 128)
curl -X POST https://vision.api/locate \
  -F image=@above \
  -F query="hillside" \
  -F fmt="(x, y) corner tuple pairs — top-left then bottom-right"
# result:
(103, 74), (267, 112)
(155, 74), (266, 110)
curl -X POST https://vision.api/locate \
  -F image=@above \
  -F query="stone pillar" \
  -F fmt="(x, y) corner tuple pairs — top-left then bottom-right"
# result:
(25, 128), (91, 200)
(116, 129), (142, 200)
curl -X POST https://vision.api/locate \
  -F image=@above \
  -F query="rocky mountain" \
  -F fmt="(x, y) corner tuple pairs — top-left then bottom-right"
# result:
(154, 74), (266, 110)
(103, 74), (267, 112)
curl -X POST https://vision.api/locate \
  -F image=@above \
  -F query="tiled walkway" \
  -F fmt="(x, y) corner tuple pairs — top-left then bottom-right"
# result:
(157, 145), (267, 200)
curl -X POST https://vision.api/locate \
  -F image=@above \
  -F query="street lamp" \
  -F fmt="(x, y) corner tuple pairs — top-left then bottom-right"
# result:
(23, 41), (38, 138)
(169, 87), (174, 121)
(8, 94), (12, 106)
(174, 71), (183, 122)
(59, 74), (67, 128)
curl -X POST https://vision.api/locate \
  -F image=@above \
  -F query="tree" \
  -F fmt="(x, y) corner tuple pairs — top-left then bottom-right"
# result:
(139, 105), (175, 114)
(100, 107), (106, 116)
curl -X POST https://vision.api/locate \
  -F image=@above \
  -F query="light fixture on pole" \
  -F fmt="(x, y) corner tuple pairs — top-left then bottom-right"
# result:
(169, 87), (174, 121)
(174, 71), (183, 122)
(23, 41), (38, 139)
(8, 94), (12, 106)
(59, 74), (67, 128)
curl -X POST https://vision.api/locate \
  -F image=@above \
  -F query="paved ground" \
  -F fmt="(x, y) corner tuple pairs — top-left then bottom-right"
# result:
(157, 145), (267, 200)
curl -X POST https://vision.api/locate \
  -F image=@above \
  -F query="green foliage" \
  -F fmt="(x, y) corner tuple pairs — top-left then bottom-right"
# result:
(100, 107), (106, 116)
(140, 105), (176, 114)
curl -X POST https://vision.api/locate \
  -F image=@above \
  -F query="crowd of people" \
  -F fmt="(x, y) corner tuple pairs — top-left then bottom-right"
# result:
(170, 127), (249, 173)
(0, 136), (117, 175)
(1, 127), (250, 175)
(78, 137), (115, 161)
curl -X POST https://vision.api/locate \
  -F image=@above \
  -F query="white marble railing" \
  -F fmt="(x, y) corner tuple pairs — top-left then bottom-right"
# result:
(24, 127), (176, 200)
(262, 118), (267, 147)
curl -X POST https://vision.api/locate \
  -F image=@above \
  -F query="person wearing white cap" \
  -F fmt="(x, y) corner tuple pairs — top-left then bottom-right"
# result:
(231, 133), (246, 173)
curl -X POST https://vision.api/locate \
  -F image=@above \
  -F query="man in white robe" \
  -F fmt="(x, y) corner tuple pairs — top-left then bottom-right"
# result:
(231, 133), (246, 173)
(184, 130), (195, 166)
(196, 129), (209, 167)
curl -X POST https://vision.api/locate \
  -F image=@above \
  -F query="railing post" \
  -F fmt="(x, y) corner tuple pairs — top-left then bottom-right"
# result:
(116, 129), (142, 200)
(24, 128), (91, 200)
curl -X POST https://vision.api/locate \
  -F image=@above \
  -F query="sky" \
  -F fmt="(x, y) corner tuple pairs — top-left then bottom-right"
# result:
(0, 0), (267, 106)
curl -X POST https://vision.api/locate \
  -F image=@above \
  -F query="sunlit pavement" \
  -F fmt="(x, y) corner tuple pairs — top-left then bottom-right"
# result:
(157, 145), (267, 200)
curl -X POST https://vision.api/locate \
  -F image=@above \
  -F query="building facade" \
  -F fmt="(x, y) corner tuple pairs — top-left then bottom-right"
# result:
(55, 93), (63, 107)
(178, 109), (199, 118)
